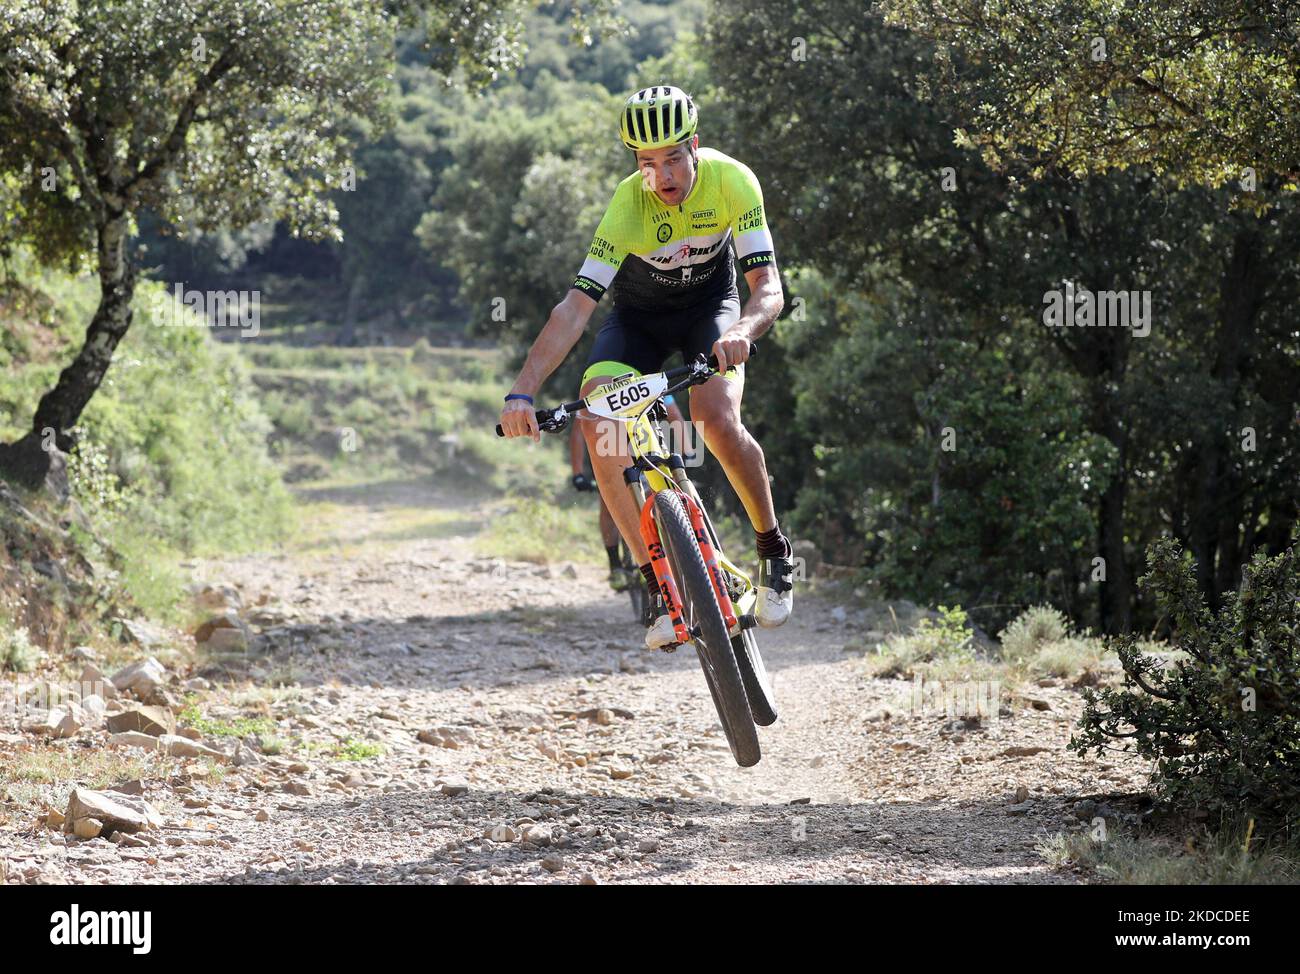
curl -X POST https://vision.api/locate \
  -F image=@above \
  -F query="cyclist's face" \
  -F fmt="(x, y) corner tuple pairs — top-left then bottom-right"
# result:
(636, 138), (696, 205)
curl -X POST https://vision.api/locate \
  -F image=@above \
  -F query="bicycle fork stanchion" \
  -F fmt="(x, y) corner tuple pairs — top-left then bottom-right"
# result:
(668, 455), (758, 634)
(637, 494), (693, 645)
(626, 462), (692, 646)
(681, 492), (738, 631)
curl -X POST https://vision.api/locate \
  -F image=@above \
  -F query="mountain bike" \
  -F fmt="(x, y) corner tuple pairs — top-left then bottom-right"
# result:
(497, 348), (777, 766)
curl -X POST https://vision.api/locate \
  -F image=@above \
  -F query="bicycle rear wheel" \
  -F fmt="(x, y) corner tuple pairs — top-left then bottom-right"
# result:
(653, 490), (760, 767)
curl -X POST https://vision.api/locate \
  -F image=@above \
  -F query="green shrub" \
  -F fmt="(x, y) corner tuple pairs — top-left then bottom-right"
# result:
(871, 604), (976, 677)
(1028, 636), (1106, 678)
(1, 622), (37, 672)
(1071, 538), (1300, 826)
(79, 280), (294, 555)
(1000, 604), (1070, 663)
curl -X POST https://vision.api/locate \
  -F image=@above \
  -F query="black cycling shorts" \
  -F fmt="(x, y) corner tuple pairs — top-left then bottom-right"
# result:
(582, 291), (742, 390)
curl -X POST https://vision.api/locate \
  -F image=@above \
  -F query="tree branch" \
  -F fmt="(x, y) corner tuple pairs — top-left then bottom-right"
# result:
(123, 44), (240, 201)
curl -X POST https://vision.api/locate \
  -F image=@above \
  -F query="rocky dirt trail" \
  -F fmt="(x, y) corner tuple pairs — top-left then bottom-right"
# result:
(2, 483), (1147, 885)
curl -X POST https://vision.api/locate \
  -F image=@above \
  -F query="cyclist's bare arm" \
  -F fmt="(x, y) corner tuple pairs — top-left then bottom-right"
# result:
(500, 290), (598, 440)
(713, 264), (784, 373)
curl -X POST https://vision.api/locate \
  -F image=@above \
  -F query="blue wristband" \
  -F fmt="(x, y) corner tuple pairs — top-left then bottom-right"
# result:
(504, 393), (534, 404)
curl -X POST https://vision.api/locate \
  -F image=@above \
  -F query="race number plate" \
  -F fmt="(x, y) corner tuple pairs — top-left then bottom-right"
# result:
(585, 372), (668, 419)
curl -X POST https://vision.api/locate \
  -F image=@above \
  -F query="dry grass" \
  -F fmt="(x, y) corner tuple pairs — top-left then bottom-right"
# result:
(0, 741), (174, 826)
(1037, 821), (1300, 884)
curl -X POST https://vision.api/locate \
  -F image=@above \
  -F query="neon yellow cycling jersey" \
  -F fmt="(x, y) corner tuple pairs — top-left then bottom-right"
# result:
(572, 147), (776, 312)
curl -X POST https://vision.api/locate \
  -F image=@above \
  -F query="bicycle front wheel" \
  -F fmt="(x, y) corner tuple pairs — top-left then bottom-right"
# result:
(653, 490), (760, 767)
(733, 627), (778, 727)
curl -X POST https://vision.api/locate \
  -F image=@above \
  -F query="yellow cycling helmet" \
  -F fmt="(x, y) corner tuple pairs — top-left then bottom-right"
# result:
(619, 85), (698, 151)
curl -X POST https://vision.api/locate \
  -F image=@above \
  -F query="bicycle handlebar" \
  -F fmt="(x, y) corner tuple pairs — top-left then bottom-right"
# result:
(495, 343), (756, 437)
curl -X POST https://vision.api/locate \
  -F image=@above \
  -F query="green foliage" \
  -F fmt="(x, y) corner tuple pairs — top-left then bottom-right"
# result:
(880, 0), (1300, 196)
(1000, 604), (1071, 664)
(3, 262), (291, 619)
(1028, 636), (1106, 680)
(707, 1), (1300, 632)
(1, 620), (37, 672)
(518, 0), (705, 92)
(415, 72), (625, 398)
(246, 342), (566, 493)
(754, 270), (1110, 633)
(334, 738), (383, 761)
(910, 605), (976, 657)
(1072, 538), (1300, 825)
(71, 280), (294, 556)
(0, 0), (398, 259)
(178, 700), (276, 740)
(477, 494), (601, 563)
(871, 604), (977, 678)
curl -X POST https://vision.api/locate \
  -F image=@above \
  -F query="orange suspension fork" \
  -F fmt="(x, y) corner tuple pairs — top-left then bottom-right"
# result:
(680, 492), (738, 629)
(639, 494), (692, 644)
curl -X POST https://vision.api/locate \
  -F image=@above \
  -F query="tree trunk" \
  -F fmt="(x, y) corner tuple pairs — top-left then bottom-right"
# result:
(1190, 228), (1263, 608)
(0, 214), (136, 490)
(1097, 431), (1133, 634)
(337, 271), (365, 347)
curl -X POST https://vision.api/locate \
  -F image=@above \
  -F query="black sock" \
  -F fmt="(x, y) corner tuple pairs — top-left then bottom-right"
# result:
(755, 524), (791, 559)
(639, 562), (658, 591)
(606, 545), (621, 570)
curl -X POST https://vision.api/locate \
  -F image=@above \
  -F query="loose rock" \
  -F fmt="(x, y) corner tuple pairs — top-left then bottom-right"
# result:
(65, 788), (163, 835)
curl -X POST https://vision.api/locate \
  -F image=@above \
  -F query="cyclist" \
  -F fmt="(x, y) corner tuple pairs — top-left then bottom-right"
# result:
(569, 393), (688, 593)
(499, 85), (794, 649)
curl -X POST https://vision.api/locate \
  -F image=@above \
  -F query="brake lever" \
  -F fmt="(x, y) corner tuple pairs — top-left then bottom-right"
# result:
(537, 406), (571, 433)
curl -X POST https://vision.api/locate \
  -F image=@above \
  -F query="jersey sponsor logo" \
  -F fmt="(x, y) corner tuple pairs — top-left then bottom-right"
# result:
(589, 236), (616, 262)
(572, 275), (605, 296)
(648, 239), (725, 267)
(648, 264), (717, 287)
(738, 204), (764, 232)
(656, 222), (673, 243)
(690, 208), (716, 222)
(740, 252), (774, 270)
(651, 209), (671, 224)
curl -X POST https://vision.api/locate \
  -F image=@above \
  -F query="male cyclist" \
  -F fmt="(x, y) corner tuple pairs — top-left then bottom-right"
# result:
(499, 85), (794, 649)
(569, 393), (688, 593)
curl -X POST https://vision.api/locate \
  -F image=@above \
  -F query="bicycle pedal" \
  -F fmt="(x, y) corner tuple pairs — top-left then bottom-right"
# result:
(728, 615), (757, 639)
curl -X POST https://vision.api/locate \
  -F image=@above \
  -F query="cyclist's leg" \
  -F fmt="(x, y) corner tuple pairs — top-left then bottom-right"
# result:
(598, 497), (619, 550)
(681, 294), (778, 532)
(578, 309), (668, 568)
(681, 294), (793, 626)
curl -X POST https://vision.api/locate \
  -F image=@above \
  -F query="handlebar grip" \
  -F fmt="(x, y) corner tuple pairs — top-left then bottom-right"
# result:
(497, 406), (556, 437)
(708, 342), (758, 372)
